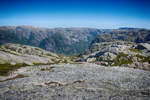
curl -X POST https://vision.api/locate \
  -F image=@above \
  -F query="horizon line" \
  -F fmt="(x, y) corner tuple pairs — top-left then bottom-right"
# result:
(0, 25), (149, 30)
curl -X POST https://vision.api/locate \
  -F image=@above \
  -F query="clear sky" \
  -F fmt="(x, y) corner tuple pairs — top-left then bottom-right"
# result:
(0, 0), (150, 29)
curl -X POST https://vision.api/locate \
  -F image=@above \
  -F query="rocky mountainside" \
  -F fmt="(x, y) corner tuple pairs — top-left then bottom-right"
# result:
(76, 28), (150, 70)
(0, 26), (102, 55)
(92, 28), (150, 44)
(1, 26), (150, 55)
(77, 42), (150, 70)
(0, 43), (75, 76)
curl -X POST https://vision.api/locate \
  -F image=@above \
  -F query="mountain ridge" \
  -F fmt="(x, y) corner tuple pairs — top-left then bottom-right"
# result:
(0, 25), (103, 55)
(0, 25), (150, 55)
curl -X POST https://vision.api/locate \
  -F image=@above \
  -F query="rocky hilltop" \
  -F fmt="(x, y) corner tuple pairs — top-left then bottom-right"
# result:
(0, 43), (74, 76)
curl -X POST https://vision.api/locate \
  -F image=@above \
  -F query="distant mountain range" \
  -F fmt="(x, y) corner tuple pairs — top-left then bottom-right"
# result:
(0, 26), (150, 55)
(91, 28), (150, 45)
(0, 26), (102, 55)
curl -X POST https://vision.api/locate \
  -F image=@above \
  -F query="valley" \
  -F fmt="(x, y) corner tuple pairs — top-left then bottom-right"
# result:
(0, 26), (150, 100)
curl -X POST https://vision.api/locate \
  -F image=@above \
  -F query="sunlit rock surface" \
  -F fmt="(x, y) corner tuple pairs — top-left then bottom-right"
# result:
(0, 63), (150, 100)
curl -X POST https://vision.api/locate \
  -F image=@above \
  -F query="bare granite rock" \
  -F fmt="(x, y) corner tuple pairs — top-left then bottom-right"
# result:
(0, 63), (150, 100)
(77, 41), (150, 70)
(0, 43), (73, 65)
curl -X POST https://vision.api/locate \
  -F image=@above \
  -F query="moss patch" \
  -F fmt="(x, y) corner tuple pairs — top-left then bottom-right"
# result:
(140, 56), (150, 63)
(136, 54), (145, 59)
(136, 54), (150, 63)
(113, 52), (133, 66)
(0, 63), (29, 76)
(40, 66), (55, 71)
(0, 74), (28, 82)
(129, 48), (141, 53)
(62, 59), (68, 64)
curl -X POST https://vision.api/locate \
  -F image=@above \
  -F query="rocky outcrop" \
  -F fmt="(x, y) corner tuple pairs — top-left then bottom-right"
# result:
(77, 41), (150, 70)
(0, 43), (74, 65)
(0, 43), (75, 76)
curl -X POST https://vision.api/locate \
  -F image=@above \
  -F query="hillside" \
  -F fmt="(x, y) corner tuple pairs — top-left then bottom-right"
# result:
(0, 26), (102, 55)
(0, 43), (75, 76)
(92, 28), (150, 44)
(77, 28), (150, 70)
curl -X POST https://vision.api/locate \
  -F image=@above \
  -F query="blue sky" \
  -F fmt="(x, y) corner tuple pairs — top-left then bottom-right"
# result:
(0, 0), (150, 29)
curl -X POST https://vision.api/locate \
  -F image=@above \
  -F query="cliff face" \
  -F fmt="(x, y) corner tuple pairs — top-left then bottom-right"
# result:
(0, 26), (102, 55)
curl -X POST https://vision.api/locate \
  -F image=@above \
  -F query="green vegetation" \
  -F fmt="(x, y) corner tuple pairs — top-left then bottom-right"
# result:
(136, 54), (150, 63)
(140, 56), (150, 63)
(113, 52), (133, 66)
(33, 62), (53, 66)
(24, 50), (30, 54)
(1, 49), (19, 56)
(8, 51), (19, 56)
(129, 48), (141, 53)
(107, 62), (113, 66)
(0, 63), (29, 76)
(0, 74), (28, 82)
(117, 52), (128, 57)
(62, 59), (68, 64)
(0, 61), (60, 76)
(136, 54), (145, 59)
(40, 66), (55, 71)
(18, 48), (22, 53)
(54, 60), (61, 64)
(69, 56), (78, 62)
(20, 45), (27, 48)
(46, 53), (53, 56)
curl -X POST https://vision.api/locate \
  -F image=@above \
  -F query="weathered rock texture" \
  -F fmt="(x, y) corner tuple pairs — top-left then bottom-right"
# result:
(0, 63), (150, 100)
(0, 43), (73, 65)
(77, 41), (150, 70)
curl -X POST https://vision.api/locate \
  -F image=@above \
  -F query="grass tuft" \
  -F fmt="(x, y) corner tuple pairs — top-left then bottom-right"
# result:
(113, 52), (132, 66)
(0, 74), (28, 82)
(129, 48), (141, 53)
(40, 66), (55, 71)
(0, 63), (29, 76)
